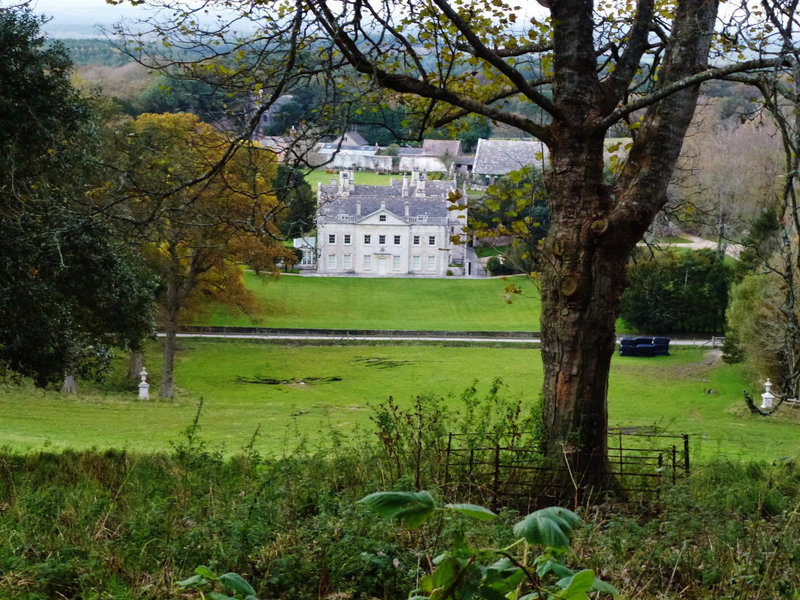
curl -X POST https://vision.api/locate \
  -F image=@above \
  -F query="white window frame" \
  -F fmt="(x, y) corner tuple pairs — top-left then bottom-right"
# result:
(393, 235), (401, 245)
(344, 234), (351, 244)
(413, 235), (420, 246)
(363, 255), (372, 269)
(327, 254), (337, 269)
(364, 234), (371, 244)
(427, 255), (436, 270)
(343, 254), (352, 269)
(428, 236), (436, 246)
(379, 234), (386, 244)
(379, 214), (387, 222)
(392, 255), (401, 270)
(328, 234), (336, 244)
(412, 255), (421, 270)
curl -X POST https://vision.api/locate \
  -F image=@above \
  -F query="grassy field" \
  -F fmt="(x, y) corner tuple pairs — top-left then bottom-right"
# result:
(2, 342), (797, 461)
(474, 245), (508, 258)
(196, 272), (542, 330)
(304, 168), (395, 189)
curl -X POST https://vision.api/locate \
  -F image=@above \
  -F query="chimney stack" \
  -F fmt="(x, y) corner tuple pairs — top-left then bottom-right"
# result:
(338, 170), (350, 196)
(415, 169), (427, 197)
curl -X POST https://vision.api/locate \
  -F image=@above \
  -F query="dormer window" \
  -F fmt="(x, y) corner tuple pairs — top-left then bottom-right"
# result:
(379, 214), (387, 222)
(417, 215), (427, 222)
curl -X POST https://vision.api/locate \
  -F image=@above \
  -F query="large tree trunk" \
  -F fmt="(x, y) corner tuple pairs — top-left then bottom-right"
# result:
(538, 130), (636, 489)
(127, 350), (144, 384)
(159, 275), (180, 399)
(539, 0), (718, 493)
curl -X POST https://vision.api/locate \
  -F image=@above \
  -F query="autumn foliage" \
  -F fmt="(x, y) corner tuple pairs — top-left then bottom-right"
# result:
(118, 112), (295, 396)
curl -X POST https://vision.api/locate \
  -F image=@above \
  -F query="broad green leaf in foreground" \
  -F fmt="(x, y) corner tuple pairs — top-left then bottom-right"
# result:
(444, 503), (498, 521)
(358, 491), (436, 528)
(556, 569), (595, 600)
(220, 572), (257, 596)
(513, 507), (581, 550)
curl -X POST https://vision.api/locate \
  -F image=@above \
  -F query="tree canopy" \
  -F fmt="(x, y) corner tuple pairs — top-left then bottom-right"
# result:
(114, 112), (295, 397)
(0, 7), (156, 388)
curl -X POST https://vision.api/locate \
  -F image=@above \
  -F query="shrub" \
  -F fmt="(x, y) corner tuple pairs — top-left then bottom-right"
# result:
(621, 249), (732, 333)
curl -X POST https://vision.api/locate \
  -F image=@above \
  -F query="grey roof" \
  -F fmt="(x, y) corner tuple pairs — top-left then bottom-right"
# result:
(342, 131), (368, 146)
(318, 179), (455, 219)
(472, 138), (548, 175)
(422, 139), (461, 156)
(316, 144), (376, 155)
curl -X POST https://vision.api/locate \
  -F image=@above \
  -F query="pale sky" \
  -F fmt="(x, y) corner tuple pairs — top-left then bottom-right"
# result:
(24, 0), (549, 38)
(26, 0), (156, 37)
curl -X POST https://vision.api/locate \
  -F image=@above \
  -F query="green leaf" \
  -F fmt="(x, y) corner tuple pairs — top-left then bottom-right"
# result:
(358, 491), (436, 528)
(219, 572), (256, 597)
(208, 593), (237, 600)
(513, 507), (581, 550)
(477, 583), (510, 600)
(488, 557), (515, 571)
(177, 574), (204, 587)
(195, 565), (217, 580)
(431, 556), (461, 588)
(557, 569), (595, 600)
(537, 507), (581, 530)
(536, 558), (574, 578)
(503, 566), (525, 589)
(417, 574), (434, 592)
(589, 577), (619, 595)
(444, 503), (497, 521)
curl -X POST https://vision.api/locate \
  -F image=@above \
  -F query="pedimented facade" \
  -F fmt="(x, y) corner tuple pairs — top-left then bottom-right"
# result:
(315, 169), (468, 276)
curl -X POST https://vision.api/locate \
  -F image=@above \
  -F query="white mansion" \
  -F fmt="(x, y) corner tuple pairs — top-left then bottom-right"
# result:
(315, 169), (468, 276)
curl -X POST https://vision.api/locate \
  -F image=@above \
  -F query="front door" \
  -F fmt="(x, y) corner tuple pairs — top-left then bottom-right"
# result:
(377, 257), (387, 275)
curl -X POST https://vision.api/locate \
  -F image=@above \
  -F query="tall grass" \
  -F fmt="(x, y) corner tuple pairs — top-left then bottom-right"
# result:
(3, 395), (800, 600)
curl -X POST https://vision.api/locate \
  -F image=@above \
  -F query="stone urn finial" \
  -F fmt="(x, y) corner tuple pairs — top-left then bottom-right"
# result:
(761, 379), (775, 410)
(138, 368), (150, 401)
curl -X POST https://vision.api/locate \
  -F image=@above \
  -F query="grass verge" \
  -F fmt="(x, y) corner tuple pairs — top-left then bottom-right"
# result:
(195, 272), (542, 330)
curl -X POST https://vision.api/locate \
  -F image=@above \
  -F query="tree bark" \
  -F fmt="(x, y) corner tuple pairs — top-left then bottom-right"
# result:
(159, 273), (180, 399)
(536, 0), (719, 491)
(538, 129), (630, 488)
(127, 350), (144, 384)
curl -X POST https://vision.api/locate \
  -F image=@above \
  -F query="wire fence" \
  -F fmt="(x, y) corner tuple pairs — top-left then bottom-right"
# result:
(443, 428), (689, 510)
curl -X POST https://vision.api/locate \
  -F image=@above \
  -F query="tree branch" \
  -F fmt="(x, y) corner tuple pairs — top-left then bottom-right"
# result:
(603, 0), (656, 103)
(598, 57), (782, 130)
(429, 0), (561, 119)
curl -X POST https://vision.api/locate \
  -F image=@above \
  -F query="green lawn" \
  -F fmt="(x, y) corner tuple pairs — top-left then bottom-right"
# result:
(475, 245), (508, 258)
(2, 343), (797, 461)
(651, 235), (691, 244)
(304, 169), (396, 189)
(195, 272), (542, 330)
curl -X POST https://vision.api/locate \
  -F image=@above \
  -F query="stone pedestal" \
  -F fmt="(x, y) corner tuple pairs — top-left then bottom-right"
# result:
(138, 368), (150, 401)
(761, 379), (775, 410)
